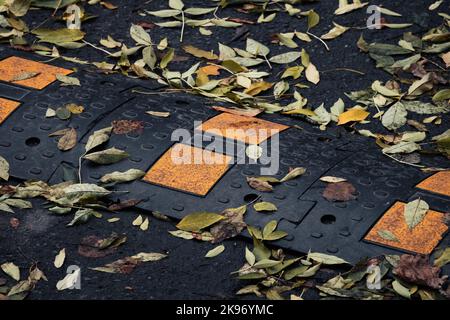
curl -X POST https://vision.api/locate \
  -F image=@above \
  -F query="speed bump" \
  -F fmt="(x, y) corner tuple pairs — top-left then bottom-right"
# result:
(364, 201), (448, 255)
(0, 98), (21, 124)
(0, 56), (72, 90)
(143, 143), (233, 196)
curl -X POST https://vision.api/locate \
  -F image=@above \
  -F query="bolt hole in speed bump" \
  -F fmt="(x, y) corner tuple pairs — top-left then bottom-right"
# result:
(143, 143), (233, 196)
(416, 171), (450, 198)
(0, 56), (72, 89)
(0, 97), (21, 124)
(364, 201), (448, 255)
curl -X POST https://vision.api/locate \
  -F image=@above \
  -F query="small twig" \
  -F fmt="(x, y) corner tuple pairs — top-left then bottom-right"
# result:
(263, 54), (272, 69)
(320, 68), (365, 75)
(78, 152), (86, 183)
(180, 10), (185, 42)
(307, 31), (330, 51)
(383, 152), (425, 168)
(82, 40), (113, 55)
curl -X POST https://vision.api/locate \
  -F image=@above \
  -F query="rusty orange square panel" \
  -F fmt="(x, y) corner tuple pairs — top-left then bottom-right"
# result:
(416, 171), (450, 198)
(365, 201), (448, 255)
(0, 98), (21, 124)
(143, 144), (233, 196)
(198, 113), (289, 144)
(0, 56), (72, 89)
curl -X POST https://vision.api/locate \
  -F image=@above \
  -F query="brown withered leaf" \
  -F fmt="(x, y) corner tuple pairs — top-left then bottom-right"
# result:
(107, 199), (141, 211)
(0, 185), (16, 195)
(393, 254), (447, 289)
(323, 182), (357, 202)
(57, 128), (77, 151)
(78, 233), (127, 258)
(136, 22), (156, 29)
(407, 120), (427, 132)
(246, 177), (273, 192)
(210, 205), (247, 243)
(9, 217), (20, 229)
(111, 120), (144, 135)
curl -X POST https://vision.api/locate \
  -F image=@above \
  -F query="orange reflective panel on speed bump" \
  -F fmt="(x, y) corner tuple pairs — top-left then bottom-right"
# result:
(198, 112), (289, 145)
(0, 98), (21, 124)
(0, 56), (72, 89)
(143, 144), (233, 196)
(364, 201), (448, 255)
(416, 171), (450, 198)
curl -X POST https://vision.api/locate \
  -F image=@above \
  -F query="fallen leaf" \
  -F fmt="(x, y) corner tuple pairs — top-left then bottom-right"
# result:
(394, 254), (447, 289)
(337, 108), (369, 125)
(176, 212), (225, 232)
(246, 177), (273, 192)
(404, 199), (429, 230)
(54, 248), (66, 269)
(1, 262), (20, 281)
(253, 202), (277, 212)
(320, 176), (347, 183)
(111, 120), (144, 135)
(210, 206), (247, 243)
(90, 252), (167, 274)
(56, 268), (80, 291)
(83, 148), (129, 164)
(323, 181), (357, 202)
(205, 245), (225, 258)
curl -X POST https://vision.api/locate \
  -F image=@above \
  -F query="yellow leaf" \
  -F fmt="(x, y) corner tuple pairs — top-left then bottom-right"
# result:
(244, 81), (273, 96)
(338, 108), (370, 125)
(176, 212), (225, 232)
(183, 45), (218, 60)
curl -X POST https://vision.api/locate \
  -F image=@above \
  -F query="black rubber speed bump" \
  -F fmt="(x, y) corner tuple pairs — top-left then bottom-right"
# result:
(0, 51), (133, 181)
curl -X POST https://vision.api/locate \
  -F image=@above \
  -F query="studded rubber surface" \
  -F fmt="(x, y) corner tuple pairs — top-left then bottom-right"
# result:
(1, 1), (449, 265)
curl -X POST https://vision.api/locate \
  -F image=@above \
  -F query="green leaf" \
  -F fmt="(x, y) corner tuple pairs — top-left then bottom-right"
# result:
(434, 248), (450, 267)
(85, 127), (112, 153)
(169, 0), (184, 10)
(160, 48), (174, 69)
(253, 202), (277, 212)
(269, 52), (301, 64)
(83, 147), (129, 164)
(67, 208), (98, 226)
(382, 102), (408, 130)
(382, 142), (421, 154)
(377, 230), (399, 242)
(253, 259), (281, 269)
(307, 10), (320, 30)
(262, 220), (277, 239)
(245, 247), (255, 266)
(100, 169), (145, 184)
(130, 24), (152, 46)
(246, 38), (270, 57)
(307, 252), (349, 265)
(392, 280), (412, 299)
(404, 199), (429, 230)
(176, 212), (225, 232)
(432, 89), (450, 102)
(205, 245), (225, 258)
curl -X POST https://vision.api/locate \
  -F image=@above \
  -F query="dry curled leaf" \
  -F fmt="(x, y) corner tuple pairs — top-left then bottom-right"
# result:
(323, 182), (357, 202)
(112, 120), (144, 135)
(393, 254), (447, 289)
(246, 177), (273, 192)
